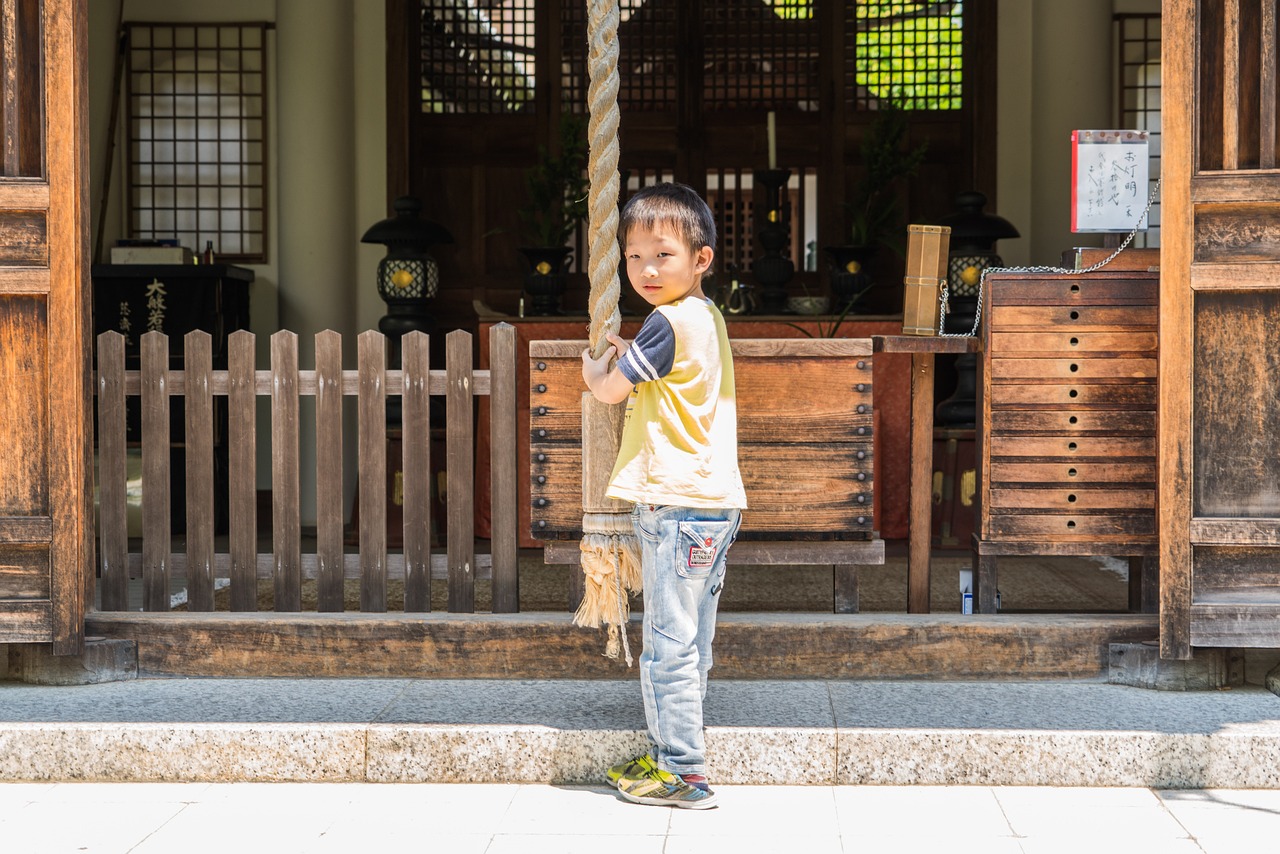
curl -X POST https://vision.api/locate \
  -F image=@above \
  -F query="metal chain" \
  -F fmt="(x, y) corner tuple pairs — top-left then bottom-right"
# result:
(937, 177), (1163, 337)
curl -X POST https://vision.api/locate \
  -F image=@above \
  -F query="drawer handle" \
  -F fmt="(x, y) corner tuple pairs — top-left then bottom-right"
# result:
(1068, 442), (1078, 451)
(1068, 467), (1078, 477)
(1070, 310), (1080, 320)
(1066, 520), (1077, 529)
(1069, 337), (1079, 346)
(1069, 389), (1079, 399)
(1069, 363), (1079, 373)
(1068, 416), (1079, 425)
(1067, 494), (1077, 503)
(1070, 284), (1080, 294)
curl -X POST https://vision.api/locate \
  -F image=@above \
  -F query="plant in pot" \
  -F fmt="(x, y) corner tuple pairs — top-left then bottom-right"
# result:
(827, 102), (927, 314)
(518, 112), (589, 315)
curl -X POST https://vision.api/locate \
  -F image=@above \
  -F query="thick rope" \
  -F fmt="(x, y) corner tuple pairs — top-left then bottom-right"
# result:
(585, 0), (622, 357)
(578, 0), (635, 661)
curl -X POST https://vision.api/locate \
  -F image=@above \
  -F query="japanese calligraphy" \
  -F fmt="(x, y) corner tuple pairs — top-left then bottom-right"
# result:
(146, 279), (167, 332)
(1071, 130), (1150, 233)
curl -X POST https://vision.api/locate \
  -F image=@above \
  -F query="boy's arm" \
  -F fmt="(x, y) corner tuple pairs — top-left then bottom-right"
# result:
(582, 332), (635, 405)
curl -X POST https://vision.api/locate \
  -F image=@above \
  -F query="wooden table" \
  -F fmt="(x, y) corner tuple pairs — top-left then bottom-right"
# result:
(873, 334), (980, 613)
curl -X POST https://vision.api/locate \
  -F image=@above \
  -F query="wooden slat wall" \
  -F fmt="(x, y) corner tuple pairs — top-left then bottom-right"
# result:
(93, 325), (519, 615)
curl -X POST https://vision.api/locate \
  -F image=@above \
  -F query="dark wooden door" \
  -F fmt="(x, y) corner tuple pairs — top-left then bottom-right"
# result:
(0, 0), (91, 654)
(1161, 0), (1280, 657)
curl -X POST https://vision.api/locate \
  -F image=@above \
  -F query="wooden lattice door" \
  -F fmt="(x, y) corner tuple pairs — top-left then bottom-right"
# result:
(0, 0), (91, 654)
(1161, 0), (1280, 657)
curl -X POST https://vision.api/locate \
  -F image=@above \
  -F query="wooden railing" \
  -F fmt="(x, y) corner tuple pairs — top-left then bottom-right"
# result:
(94, 325), (518, 614)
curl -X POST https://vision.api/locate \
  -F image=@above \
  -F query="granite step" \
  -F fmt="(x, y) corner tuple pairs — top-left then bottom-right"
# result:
(0, 679), (1278, 787)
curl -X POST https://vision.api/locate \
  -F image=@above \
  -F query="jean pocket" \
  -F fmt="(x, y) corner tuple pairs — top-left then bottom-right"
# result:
(675, 519), (736, 579)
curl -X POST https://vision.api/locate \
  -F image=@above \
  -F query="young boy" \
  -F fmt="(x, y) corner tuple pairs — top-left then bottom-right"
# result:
(582, 182), (746, 809)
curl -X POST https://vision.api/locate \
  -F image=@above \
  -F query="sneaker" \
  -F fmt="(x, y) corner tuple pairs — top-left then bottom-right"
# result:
(615, 764), (718, 809)
(605, 753), (656, 786)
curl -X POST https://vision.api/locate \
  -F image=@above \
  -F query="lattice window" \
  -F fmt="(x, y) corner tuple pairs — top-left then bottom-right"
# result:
(704, 0), (820, 111)
(706, 167), (815, 275)
(1115, 13), (1161, 248)
(848, 1), (964, 110)
(562, 0), (673, 113)
(420, 0), (536, 113)
(126, 23), (269, 262)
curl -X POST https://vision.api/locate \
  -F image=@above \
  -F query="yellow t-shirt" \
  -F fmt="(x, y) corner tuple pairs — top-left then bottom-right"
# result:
(606, 296), (747, 509)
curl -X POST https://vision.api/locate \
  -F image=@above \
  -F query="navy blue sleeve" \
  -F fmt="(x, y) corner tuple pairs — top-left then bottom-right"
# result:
(617, 311), (676, 384)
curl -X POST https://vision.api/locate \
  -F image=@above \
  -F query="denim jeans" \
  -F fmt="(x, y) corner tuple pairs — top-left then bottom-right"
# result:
(632, 503), (742, 776)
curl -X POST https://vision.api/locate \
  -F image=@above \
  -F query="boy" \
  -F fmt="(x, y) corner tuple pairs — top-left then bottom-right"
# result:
(582, 182), (746, 809)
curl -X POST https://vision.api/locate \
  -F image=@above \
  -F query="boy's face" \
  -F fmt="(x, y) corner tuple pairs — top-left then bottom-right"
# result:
(624, 223), (714, 307)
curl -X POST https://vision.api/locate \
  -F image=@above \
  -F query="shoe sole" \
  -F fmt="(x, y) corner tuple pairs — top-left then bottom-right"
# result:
(616, 786), (718, 810)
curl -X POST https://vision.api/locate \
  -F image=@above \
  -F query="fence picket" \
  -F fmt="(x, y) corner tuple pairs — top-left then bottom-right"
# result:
(140, 331), (171, 611)
(96, 332), (128, 611)
(315, 331), (344, 612)
(271, 331), (301, 612)
(228, 331), (257, 611)
(446, 329), (475, 612)
(401, 331), (431, 612)
(184, 331), (215, 611)
(358, 330), (387, 613)
(489, 323), (518, 613)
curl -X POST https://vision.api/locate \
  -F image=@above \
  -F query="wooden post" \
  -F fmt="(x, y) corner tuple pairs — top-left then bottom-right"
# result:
(401, 331), (432, 612)
(316, 330), (344, 612)
(446, 329), (475, 612)
(270, 330), (301, 612)
(358, 330), (388, 613)
(140, 331), (170, 611)
(183, 331), (214, 612)
(96, 332), (128, 611)
(227, 331), (257, 612)
(490, 323), (519, 613)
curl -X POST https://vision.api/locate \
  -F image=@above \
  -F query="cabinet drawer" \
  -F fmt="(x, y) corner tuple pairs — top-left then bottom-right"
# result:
(988, 304), (1157, 330)
(990, 357), (1156, 381)
(988, 382), (1156, 408)
(989, 435), (1155, 458)
(989, 277), (1157, 306)
(989, 461), (1156, 484)
(989, 410), (1155, 435)
(988, 487), (1154, 512)
(989, 331), (1157, 354)
(985, 513), (1156, 542)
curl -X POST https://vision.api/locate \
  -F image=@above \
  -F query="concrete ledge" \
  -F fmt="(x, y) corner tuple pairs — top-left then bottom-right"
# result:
(0, 723), (1279, 787)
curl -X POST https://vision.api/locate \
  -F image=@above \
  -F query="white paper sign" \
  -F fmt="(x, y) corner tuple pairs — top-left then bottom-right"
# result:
(1071, 129), (1150, 233)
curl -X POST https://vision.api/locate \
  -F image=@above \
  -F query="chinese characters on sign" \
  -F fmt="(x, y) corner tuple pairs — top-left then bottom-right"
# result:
(1070, 130), (1150, 233)
(145, 279), (167, 332)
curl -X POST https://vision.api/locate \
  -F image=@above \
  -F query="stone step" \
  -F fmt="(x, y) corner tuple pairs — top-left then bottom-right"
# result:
(1, 679), (1278, 787)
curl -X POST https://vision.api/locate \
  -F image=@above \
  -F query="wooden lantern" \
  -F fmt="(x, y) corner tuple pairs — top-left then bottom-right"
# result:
(901, 224), (951, 336)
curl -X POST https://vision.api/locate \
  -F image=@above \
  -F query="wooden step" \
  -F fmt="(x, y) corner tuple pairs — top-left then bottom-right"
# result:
(86, 612), (1158, 680)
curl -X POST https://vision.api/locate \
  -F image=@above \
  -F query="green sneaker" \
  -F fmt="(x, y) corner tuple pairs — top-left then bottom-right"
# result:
(615, 763), (718, 809)
(605, 753), (656, 786)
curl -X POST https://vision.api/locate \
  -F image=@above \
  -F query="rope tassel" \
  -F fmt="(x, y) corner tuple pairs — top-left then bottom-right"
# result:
(574, 513), (641, 665)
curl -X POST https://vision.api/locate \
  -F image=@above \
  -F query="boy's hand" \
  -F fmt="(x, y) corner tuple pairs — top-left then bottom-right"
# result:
(582, 333), (635, 405)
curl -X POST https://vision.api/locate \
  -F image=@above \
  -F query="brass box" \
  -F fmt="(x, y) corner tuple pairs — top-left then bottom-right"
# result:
(901, 224), (951, 336)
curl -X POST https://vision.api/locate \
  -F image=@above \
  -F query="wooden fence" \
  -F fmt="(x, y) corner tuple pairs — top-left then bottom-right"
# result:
(94, 325), (518, 614)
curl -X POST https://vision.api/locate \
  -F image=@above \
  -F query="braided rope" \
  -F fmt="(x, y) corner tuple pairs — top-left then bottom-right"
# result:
(585, 0), (622, 358)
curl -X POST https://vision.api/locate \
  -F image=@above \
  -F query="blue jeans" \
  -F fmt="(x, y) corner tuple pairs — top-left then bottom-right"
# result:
(632, 503), (742, 776)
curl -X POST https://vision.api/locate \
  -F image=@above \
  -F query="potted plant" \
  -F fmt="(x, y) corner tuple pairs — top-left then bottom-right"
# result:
(827, 102), (928, 313)
(518, 112), (589, 315)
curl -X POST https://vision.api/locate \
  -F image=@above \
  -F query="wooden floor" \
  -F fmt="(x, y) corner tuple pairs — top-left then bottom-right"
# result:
(86, 611), (1158, 680)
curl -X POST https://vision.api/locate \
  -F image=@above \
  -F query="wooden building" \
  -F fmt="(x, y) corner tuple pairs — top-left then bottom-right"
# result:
(0, 0), (1274, 674)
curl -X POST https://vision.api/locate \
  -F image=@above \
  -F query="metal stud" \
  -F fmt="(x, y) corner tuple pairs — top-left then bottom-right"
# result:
(536, 362), (547, 371)
(536, 383), (547, 393)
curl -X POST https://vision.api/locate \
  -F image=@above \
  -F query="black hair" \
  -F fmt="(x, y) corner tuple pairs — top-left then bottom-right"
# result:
(618, 182), (717, 254)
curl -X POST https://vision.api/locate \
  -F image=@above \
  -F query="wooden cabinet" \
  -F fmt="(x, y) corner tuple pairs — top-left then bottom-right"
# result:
(973, 270), (1159, 613)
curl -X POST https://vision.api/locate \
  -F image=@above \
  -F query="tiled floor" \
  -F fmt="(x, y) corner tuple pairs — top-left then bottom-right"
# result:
(0, 782), (1275, 853)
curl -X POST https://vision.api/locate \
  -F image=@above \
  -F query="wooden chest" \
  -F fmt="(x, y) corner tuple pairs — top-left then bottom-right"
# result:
(528, 338), (876, 541)
(974, 271), (1159, 611)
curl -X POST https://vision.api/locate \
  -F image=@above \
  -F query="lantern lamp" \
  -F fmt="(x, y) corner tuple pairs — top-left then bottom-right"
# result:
(361, 196), (453, 351)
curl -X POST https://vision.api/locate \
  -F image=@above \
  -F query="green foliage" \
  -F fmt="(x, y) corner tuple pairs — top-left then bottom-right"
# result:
(847, 103), (928, 249)
(521, 113), (589, 247)
(854, 3), (963, 110)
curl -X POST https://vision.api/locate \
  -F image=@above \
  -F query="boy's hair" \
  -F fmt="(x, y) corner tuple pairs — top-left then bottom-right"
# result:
(618, 182), (717, 254)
